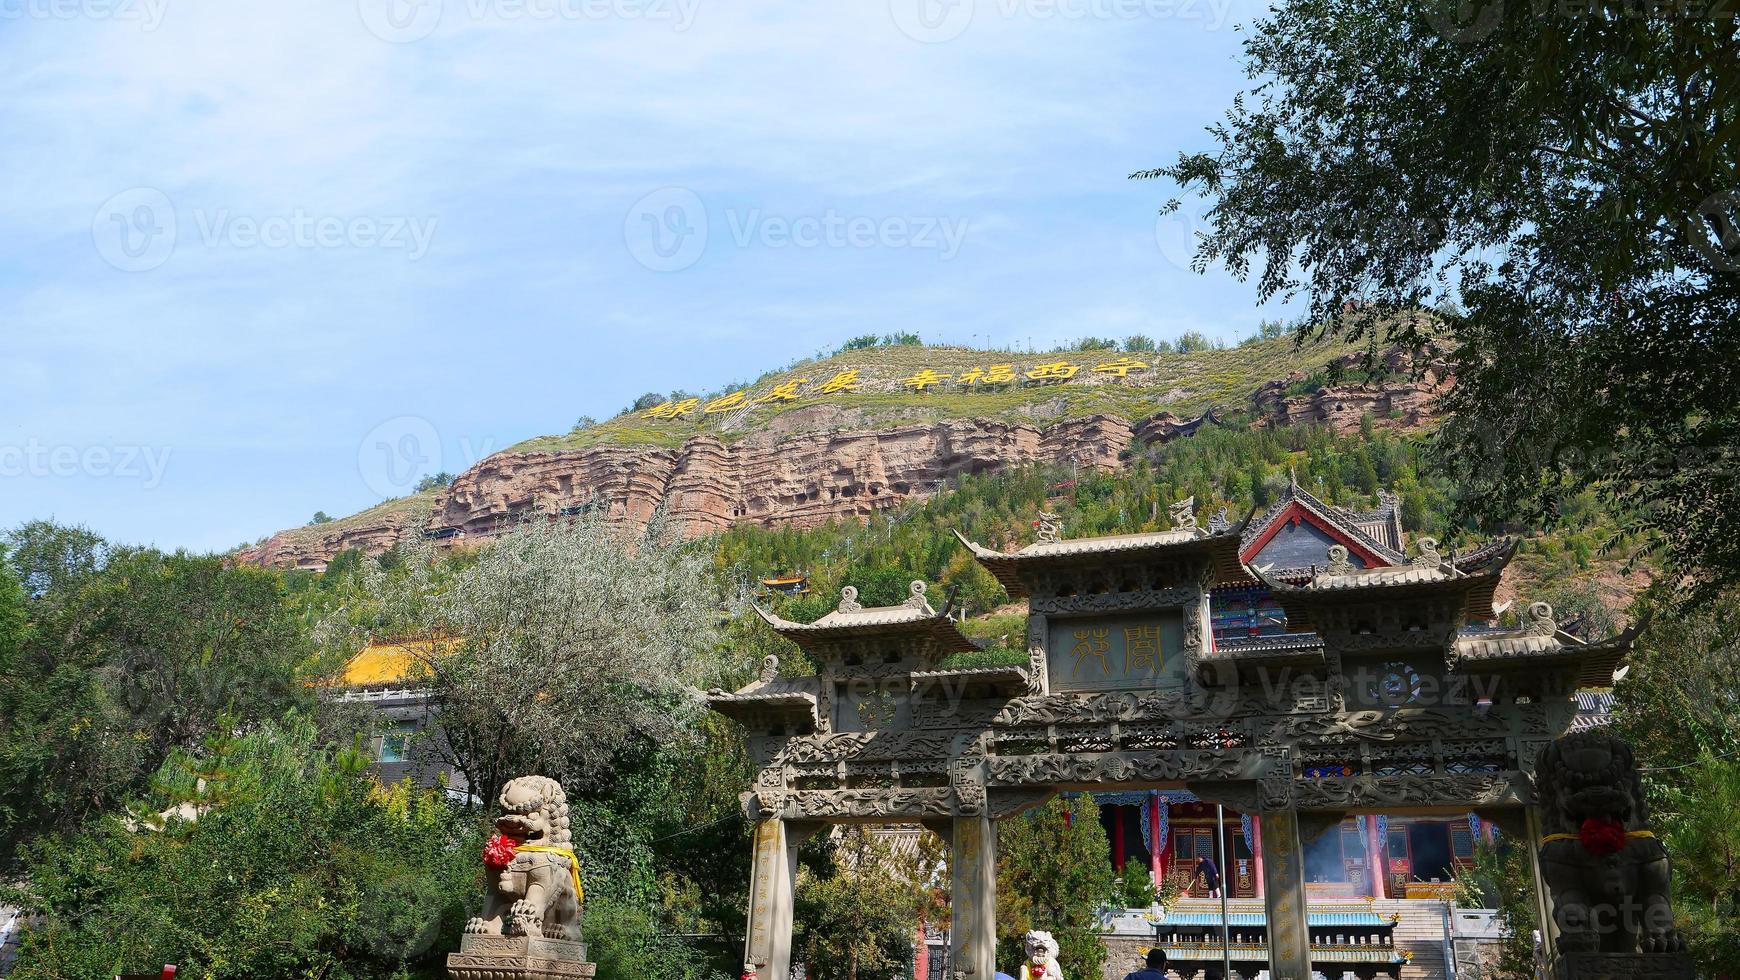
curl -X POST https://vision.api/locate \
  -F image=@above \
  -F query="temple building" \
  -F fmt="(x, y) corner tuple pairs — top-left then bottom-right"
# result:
(326, 638), (468, 797)
(713, 479), (1636, 980)
(1080, 480), (1541, 905)
(1078, 480), (1618, 933)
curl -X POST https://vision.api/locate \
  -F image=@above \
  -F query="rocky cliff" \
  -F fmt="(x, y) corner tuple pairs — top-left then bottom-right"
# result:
(241, 337), (1450, 571)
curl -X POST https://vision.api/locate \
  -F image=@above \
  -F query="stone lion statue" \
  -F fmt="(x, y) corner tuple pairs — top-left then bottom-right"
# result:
(465, 775), (584, 942)
(1021, 930), (1063, 980)
(1535, 732), (1683, 954)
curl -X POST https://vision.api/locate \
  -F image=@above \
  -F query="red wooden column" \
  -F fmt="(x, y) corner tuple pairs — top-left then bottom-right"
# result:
(1365, 815), (1388, 899)
(1149, 794), (1163, 886)
(1251, 815), (1265, 898)
(1112, 806), (1127, 870)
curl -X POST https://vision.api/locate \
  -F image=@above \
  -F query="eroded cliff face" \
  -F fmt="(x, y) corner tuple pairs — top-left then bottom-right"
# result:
(431, 414), (1133, 540)
(239, 503), (430, 572)
(243, 358), (1450, 571)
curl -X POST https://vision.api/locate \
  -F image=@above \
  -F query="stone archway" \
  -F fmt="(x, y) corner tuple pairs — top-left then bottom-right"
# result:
(710, 507), (1636, 980)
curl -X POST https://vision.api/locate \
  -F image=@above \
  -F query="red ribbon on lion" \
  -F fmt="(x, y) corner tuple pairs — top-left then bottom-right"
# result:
(483, 833), (522, 869)
(1578, 817), (1628, 856)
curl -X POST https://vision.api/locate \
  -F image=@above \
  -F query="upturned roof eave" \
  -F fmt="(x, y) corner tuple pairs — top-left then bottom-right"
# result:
(954, 510), (1258, 597)
(749, 602), (979, 656)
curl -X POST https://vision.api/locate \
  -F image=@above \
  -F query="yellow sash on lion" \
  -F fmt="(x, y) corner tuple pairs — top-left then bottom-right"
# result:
(515, 844), (585, 904)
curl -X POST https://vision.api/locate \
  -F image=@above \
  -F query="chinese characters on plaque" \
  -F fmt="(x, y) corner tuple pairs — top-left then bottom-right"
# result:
(1045, 611), (1188, 692)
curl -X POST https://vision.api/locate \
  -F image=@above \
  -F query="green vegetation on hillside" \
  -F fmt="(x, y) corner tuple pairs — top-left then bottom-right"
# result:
(509, 332), (1379, 454)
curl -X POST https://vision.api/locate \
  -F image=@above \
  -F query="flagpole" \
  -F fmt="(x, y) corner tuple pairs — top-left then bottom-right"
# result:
(1216, 802), (1232, 980)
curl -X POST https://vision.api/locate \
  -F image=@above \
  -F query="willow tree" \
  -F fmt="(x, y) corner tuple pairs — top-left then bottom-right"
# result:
(1140, 3), (1740, 599)
(330, 514), (726, 806)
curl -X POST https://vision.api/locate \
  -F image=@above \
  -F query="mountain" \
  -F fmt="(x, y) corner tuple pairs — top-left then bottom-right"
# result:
(240, 334), (1451, 571)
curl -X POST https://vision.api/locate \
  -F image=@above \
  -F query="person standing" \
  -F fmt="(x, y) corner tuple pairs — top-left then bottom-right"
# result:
(1125, 948), (1169, 980)
(1196, 854), (1221, 898)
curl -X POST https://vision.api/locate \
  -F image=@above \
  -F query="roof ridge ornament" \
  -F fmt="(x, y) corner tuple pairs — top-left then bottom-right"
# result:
(1034, 511), (1062, 544)
(906, 580), (929, 610)
(760, 655), (779, 684)
(1207, 506), (1232, 534)
(838, 585), (863, 614)
(1324, 544), (1355, 578)
(1412, 536), (1442, 568)
(1526, 601), (1557, 637)
(1169, 496), (1198, 532)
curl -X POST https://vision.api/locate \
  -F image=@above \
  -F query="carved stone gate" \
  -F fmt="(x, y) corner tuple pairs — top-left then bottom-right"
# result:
(709, 509), (1634, 980)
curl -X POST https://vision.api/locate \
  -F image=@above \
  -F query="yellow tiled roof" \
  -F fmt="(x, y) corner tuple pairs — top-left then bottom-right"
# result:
(337, 639), (440, 687)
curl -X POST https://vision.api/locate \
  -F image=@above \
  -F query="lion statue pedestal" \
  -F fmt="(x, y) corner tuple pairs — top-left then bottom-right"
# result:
(448, 776), (596, 980)
(1535, 733), (1693, 980)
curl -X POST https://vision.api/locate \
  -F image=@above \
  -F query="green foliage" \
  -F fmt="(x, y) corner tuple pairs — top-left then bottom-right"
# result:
(5, 719), (481, 980)
(1452, 841), (1537, 980)
(1612, 591), (1740, 974)
(836, 333), (922, 355)
(311, 510), (334, 525)
(5, 519), (107, 599)
(414, 472), (454, 493)
(717, 423), (1460, 635)
(1656, 755), (1740, 974)
(1143, 0), (1740, 601)
(1170, 330), (1214, 354)
(0, 527), (318, 870)
(1115, 868), (1157, 910)
(795, 828), (920, 980)
(995, 796), (1116, 979)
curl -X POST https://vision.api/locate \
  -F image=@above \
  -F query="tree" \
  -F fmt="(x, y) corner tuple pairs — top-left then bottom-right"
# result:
(629, 392), (667, 413)
(415, 472), (455, 493)
(995, 796), (1116, 979)
(333, 515), (725, 807)
(0, 538), (316, 868)
(311, 510), (334, 525)
(1656, 755), (1740, 973)
(1610, 593), (1740, 974)
(795, 828), (919, 980)
(4, 718), (481, 980)
(1140, 3), (1740, 599)
(1170, 331), (1214, 354)
(4, 519), (106, 599)
(1453, 841), (1537, 980)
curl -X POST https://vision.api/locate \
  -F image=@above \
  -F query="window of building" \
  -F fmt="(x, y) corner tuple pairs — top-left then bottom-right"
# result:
(380, 720), (417, 764)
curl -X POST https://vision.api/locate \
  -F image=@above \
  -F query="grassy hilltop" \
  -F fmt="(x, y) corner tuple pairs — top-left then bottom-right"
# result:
(509, 332), (1380, 453)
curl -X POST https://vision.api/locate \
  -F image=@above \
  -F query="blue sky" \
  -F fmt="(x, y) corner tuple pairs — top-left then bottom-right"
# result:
(0, 0), (1300, 553)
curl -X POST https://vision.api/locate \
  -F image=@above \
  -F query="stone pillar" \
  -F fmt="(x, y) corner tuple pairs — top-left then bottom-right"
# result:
(1251, 815), (1265, 899)
(744, 818), (800, 980)
(1365, 815), (1387, 900)
(950, 814), (998, 979)
(1257, 810), (1312, 980)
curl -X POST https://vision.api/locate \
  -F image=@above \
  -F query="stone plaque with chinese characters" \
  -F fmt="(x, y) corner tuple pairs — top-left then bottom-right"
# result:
(1046, 611), (1188, 692)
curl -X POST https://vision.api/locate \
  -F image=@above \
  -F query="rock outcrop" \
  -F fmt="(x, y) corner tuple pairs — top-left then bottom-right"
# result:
(242, 345), (1452, 572)
(433, 414), (1133, 541)
(1250, 346), (1452, 433)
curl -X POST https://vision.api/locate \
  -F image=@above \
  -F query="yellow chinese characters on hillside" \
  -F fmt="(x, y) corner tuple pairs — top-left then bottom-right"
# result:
(639, 355), (1155, 421)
